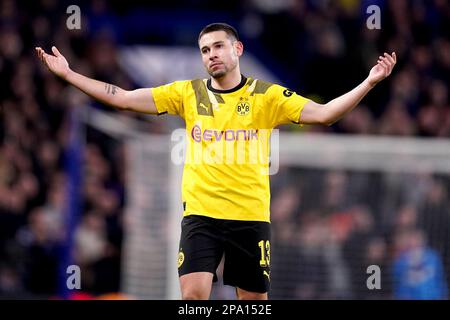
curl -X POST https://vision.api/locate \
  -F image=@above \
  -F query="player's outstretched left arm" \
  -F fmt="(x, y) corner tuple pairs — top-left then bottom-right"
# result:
(300, 52), (397, 126)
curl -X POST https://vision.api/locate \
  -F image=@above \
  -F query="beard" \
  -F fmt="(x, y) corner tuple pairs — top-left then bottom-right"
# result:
(207, 61), (237, 79)
(208, 69), (227, 79)
(208, 67), (227, 79)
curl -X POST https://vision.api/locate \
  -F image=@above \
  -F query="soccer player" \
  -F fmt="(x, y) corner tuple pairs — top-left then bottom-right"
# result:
(36, 23), (396, 300)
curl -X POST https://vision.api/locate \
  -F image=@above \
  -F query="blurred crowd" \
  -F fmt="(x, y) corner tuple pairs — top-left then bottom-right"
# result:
(0, 0), (132, 298)
(269, 168), (450, 299)
(0, 0), (449, 299)
(242, 0), (450, 137)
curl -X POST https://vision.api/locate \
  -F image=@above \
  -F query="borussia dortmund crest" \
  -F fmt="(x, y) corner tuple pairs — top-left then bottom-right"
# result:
(178, 251), (185, 268)
(236, 97), (251, 116)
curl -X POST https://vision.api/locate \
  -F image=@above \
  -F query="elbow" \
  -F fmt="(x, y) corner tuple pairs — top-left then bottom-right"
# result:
(115, 102), (131, 111)
(312, 103), (334, 126)
(113, 91), (131, 111)
(303, 102), (335, 126)
(319, 114), (335, 127)
(319, 104), (337, 126)
(110, 102), (129, 111)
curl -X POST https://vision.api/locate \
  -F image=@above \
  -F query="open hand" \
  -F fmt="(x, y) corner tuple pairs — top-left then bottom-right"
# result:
(35, 46), (70, 79)
(367, 52), (396, 87)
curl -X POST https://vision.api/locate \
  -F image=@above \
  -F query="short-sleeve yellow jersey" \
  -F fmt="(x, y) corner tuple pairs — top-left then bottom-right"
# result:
(151, 76), (310, 222)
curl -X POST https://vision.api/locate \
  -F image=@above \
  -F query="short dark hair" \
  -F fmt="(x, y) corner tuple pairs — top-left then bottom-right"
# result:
(198, 23), (239, 42)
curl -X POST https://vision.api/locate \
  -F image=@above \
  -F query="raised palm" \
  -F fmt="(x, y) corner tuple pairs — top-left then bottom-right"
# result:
(367, 52), (397, 87)
(35, 46), (70, 79)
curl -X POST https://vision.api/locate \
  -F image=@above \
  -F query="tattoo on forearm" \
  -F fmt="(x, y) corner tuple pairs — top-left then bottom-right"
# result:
(105, 83), (118, 95)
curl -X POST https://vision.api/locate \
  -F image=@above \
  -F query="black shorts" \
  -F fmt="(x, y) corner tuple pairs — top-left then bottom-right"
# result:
(178, 214), (271, 293)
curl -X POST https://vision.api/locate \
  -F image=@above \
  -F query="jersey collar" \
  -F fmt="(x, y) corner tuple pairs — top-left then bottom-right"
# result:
(207, 75), (247, 94)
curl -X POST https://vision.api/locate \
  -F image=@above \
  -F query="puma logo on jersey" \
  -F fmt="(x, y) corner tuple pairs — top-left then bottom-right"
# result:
(263, 270), (270, 281)
(197, 102), (214, 116)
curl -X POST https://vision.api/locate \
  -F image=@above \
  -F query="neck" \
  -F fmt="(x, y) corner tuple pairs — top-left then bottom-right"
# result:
(210, 67), (242, 91)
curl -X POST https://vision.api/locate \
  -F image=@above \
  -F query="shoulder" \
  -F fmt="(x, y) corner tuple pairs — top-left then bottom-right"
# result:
(248, 79), (275, 95)
(248, 79), (293, 97)
(157, 79), (193, 95)
(262, 83), (297, 103)
(189, 78), (207, 88)
(154, 79), (192, 89)
(173, 79), (193, 87)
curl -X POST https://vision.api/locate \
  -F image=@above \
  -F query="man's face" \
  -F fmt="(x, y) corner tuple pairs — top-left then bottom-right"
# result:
(199, 31), (243, 79)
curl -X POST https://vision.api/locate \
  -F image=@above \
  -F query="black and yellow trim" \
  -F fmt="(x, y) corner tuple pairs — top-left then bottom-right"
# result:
(206, 75), (247, 94)
(213, 93), (225, 104)
(191, 79), (214, 116)
(251, 80), (273, 95)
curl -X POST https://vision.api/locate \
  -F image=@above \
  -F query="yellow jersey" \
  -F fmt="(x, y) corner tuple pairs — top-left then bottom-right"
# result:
(151, 76), (310, 222)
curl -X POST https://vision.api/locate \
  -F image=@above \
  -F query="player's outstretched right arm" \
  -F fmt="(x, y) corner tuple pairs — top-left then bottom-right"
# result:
(35, 46), (157, 114)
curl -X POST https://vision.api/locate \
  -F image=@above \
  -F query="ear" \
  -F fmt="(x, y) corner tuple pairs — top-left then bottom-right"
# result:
(234, 41), (244, 57)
